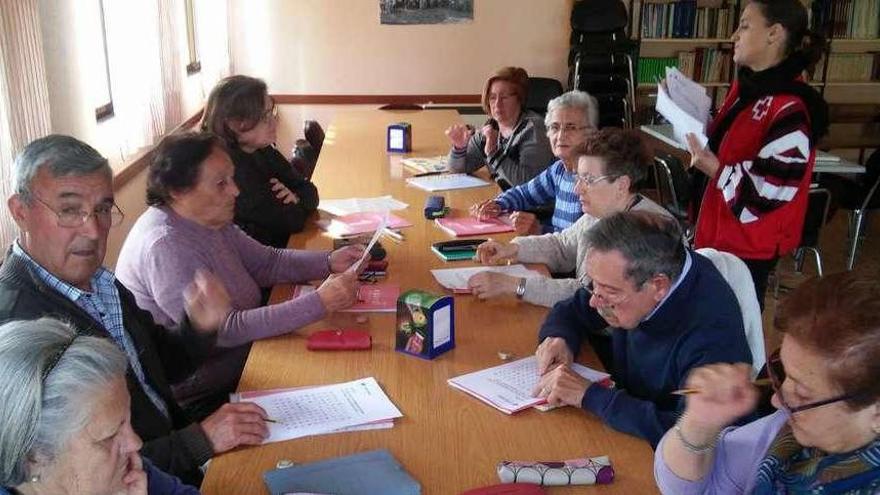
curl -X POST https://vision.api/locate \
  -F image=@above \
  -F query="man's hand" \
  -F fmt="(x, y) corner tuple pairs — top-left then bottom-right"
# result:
(510, 211), (541, 235)
(328, 244), (366, 273)
(469, 199), (502, 221)
(183, 270), (231, 333)
(532, 364), (592, 407)
(467, 272), (519, 300)
(535, 337), (574, 375)
(269, 178), (299, 205)
(474, 239), (518, 265)
(316, 271), (359, 312)
(445, 124), (474, 150)
(121, 453), (147, 495)
(200, 402), (270, 453)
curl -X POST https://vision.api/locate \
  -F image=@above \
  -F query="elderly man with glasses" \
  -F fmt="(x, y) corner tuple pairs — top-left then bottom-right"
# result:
(533, 210), (753, 447)
(1, 135), (271, 485)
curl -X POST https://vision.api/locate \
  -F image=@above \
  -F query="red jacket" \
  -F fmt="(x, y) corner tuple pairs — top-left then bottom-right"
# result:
(695, 79), (815, 260)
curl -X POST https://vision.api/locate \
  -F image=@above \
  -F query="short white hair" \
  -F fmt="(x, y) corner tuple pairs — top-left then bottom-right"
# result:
(544, 90), (600, 129)
(0, 318), (127, 486)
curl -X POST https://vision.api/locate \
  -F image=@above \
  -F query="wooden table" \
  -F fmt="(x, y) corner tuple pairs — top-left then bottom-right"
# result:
(201, 109), (658, 494)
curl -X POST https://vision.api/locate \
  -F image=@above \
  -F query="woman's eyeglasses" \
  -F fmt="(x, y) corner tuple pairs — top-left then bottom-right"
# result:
(574, 173), (619, 188)
(767, 349), (857, 414)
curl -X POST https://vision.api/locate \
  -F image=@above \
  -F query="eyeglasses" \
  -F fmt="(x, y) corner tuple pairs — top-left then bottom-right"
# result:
(584, 280), (637, 307)
(488, 93), (516, 103)
(32, 195), (124, 228)
(574, 173), (619, 188)
(547, 123), (591, 135)
(767, 349), (857, 414)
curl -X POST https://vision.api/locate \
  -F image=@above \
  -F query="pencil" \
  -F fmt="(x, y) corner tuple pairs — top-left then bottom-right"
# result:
(265, 418), (282, 424)
(672, 378), (772, 396)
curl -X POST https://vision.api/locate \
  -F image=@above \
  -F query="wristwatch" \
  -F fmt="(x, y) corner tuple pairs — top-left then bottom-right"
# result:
(515, 277), (527, 299)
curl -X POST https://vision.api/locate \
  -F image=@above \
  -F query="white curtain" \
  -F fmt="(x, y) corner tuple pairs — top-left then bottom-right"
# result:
(195, 0), (232, 97)
(0, 0), (52, 250)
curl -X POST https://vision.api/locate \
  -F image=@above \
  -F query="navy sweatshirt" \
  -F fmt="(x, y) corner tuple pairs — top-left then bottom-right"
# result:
(538, 251), (752, 447)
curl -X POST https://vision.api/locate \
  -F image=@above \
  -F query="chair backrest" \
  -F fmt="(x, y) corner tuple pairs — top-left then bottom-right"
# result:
(859, 148), (880, 211)
(303, 120), (325, 156)
(570, 0), (628, 33)
(695, 247), (766, 379)
(524, 77), (563, 115)
(652, 156), (689, 221)
(800, 187), (831, 248)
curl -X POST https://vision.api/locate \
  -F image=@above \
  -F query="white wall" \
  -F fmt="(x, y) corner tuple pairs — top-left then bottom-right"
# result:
(229, 0), (574, 95)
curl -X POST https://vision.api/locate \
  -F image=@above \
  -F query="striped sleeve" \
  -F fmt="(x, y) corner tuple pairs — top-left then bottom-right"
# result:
(715, 101), (812, 224)
(495, 163), (559, 211)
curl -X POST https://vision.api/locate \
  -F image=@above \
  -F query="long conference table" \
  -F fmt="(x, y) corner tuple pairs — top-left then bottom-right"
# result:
(201, 109), (659, 494)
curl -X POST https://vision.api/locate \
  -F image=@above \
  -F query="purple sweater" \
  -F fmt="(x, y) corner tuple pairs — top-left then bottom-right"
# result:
(654, 410), (788, 494)
(116, 206), (330, 405)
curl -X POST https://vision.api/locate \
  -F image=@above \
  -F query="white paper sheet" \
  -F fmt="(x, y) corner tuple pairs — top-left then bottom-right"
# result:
(656, 84), (708, 149)
(447, 356), (610, 414)
(665, 67), (711, 124)
(406, 173), (491, 192)
(238, 377), (403, 444)
(349, 213), (388, 274)
(430, 264), (543, 292)
(318, 196), (408, 216)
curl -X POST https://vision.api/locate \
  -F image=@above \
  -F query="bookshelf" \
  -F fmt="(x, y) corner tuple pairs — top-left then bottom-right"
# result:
(626, 0), (880, 127)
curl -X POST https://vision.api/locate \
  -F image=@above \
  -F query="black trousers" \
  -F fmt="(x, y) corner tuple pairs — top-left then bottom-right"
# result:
(741, 257), (779, 313)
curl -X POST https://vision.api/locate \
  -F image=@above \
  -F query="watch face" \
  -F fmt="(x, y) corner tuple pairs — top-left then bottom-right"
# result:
(389, 128), (404, 150)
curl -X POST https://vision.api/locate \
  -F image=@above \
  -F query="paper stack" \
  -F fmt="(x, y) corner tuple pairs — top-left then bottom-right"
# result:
(656, 66), (711, 148)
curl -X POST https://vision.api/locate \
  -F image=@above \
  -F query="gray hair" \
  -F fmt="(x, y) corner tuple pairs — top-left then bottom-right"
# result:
(0, 318), (127, 486)
(545, 90), (600, 129)
(586, 210), (685, 286)
(12, 135), (111, 203)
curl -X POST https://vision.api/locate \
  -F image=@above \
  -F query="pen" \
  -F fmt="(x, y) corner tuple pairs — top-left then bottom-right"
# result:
(265, 418), (283, 424)
(382, 228), (404, 242)
(672, 378), (772, 396)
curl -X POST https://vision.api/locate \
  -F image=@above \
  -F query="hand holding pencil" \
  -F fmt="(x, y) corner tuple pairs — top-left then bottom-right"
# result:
(474, 238), (518, 265)
(676, 363), (760, 434)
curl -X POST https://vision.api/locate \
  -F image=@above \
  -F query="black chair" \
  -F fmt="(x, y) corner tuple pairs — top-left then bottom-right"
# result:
(842, 149), (880, 269)
(303, 120), (325, 157)
(524, 77), (563, 116)
(652, 155), (694, 242)
(794, 187), (832, 277)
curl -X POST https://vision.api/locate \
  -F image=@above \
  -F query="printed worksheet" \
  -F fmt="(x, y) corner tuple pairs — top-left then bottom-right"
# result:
(318, 196), (408, 216)
(448, 356), (610, 414)
(430, 264), (543, 292)
(239, 377), (403, 444)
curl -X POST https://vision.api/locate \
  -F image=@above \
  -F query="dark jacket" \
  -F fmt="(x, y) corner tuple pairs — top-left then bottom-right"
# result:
(0, 251), (215, 485)
(231, 145), (319, 248)
(538, 251), (752, 447)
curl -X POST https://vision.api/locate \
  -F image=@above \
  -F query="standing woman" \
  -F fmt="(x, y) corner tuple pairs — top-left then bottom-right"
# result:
(201, 75), (319, 249)
(687, 0), (828, 310)
(445, 67), (555, 190)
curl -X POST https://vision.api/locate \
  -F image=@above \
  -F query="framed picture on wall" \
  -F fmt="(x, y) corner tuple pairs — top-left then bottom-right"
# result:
(380, 0), (473, 25)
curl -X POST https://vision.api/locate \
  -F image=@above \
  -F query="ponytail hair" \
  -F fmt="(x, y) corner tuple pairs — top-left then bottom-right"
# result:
(750, 0), (826, 71)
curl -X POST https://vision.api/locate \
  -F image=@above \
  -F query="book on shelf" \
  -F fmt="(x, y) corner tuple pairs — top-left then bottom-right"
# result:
(641, 0), (733, 39)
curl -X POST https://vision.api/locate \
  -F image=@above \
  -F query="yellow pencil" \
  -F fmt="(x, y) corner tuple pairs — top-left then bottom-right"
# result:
(672, 378), (772, 396)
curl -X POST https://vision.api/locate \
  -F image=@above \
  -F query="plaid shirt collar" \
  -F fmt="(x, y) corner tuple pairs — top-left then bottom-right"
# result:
(12, 240), (116, 300)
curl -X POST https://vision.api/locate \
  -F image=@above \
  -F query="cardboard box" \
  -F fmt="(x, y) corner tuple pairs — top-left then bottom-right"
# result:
(395, 290), (454, 359)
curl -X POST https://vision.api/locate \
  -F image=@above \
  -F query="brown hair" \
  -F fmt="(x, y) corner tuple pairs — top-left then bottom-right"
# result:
(749, 0), (826, 71)
(146, 131), (227, 206)
(574, 128), (650, 193)
(481, 67), (529, 114)
(775, 271), (880, 409)
(200, 75), (270, 148)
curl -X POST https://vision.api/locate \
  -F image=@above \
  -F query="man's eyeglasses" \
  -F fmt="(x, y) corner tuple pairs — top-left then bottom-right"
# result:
(767, 349), (857, 414)
(584, 280), (635, 307)
(32, 196), (124, 228)
(547, 123), (591, 135)
(574, 173), (619, 188)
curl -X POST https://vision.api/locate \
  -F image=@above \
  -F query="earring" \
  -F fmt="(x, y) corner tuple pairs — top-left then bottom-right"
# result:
(29, 474), (40, 483)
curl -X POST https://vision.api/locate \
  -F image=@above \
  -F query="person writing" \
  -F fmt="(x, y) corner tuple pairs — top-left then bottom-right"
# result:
(655, 272), (880, 494)
(686, 0), (828, 310)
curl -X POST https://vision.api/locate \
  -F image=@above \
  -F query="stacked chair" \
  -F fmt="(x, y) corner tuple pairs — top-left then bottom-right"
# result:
(568, 0), (637, 129)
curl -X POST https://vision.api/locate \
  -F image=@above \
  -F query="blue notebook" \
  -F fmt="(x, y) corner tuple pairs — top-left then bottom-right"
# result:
(263, 449), (421, 495)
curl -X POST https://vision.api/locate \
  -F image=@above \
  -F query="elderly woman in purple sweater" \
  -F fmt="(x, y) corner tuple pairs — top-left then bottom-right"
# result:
(116, 132), (361, 419)
(654, 272), (880, 494)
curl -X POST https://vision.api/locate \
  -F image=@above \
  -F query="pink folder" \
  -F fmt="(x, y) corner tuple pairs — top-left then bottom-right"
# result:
(435, 216), (514, 237)
(324, 212), (412, 237)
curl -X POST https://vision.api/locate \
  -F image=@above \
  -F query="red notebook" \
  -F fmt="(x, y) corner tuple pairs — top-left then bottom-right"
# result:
(321, 212), (412, 237)
(339, 284), (400, 312)
(435, 216), (514, 237)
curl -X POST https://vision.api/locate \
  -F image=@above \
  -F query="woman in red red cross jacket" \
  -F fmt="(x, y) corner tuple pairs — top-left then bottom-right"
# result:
(686, 0), (829, 311)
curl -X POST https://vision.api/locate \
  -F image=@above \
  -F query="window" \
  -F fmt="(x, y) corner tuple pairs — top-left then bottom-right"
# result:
(91, 0), (114, 121)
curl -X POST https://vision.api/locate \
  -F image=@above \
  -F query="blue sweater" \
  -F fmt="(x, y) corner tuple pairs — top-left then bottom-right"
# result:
(494, 159), (582, 233)
(538, 251), (751, 447)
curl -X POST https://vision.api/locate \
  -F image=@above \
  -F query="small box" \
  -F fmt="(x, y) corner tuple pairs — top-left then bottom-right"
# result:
(387, 122), (412, 153)
(424, 195), (447, 219)
(396, 290), (454, 359)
